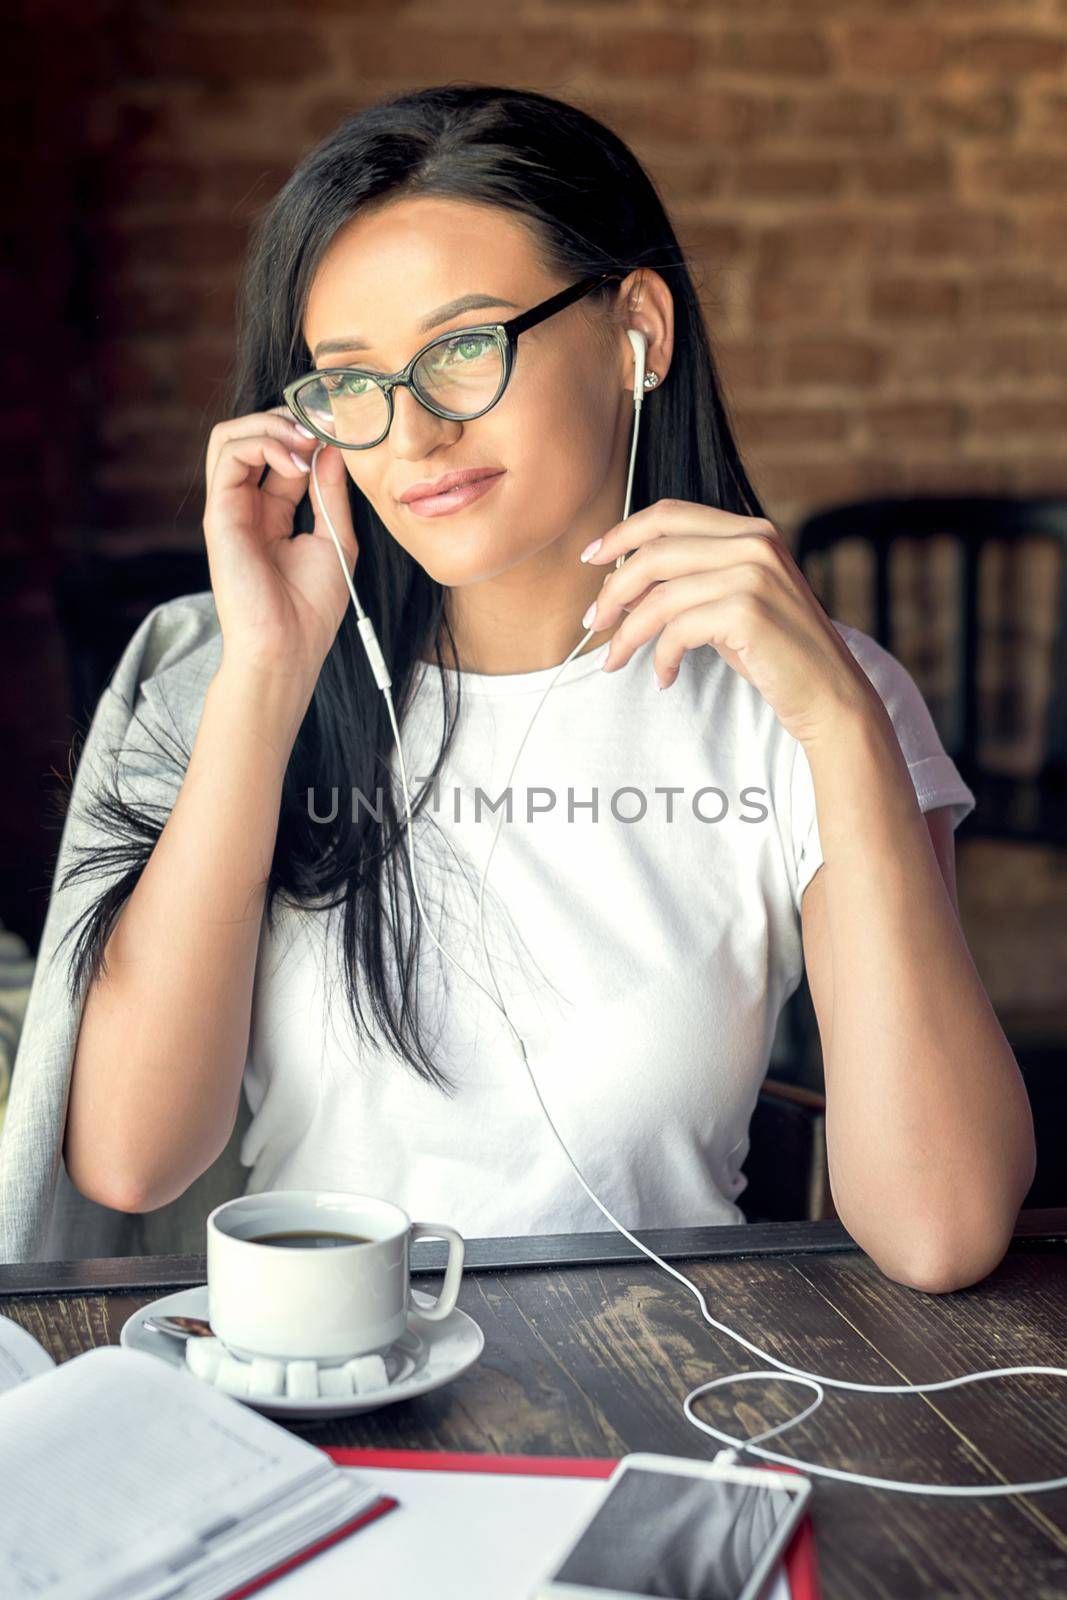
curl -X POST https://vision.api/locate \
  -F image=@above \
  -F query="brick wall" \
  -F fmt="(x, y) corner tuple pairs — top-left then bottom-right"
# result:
(4, 0), (1067, 966)
(34, 3), (1067, 544)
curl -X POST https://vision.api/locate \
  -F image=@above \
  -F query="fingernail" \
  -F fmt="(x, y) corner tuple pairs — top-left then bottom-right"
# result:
(294, 423), (317, 440)
(582, 601), (597, 629)
(579, 538), (603, 563)
(289, 451), (311, 472)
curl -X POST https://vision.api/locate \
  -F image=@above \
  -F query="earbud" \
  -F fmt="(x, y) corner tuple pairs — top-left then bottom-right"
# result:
(626, 328), (647, 403)
(627, 328), (660, 401)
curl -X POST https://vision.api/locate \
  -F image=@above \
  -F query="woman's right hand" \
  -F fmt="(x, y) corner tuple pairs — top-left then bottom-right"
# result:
(202, 404), (360, 687)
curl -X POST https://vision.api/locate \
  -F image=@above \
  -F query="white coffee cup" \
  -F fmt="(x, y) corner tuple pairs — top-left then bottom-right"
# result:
(206, 1189), (465, 1364)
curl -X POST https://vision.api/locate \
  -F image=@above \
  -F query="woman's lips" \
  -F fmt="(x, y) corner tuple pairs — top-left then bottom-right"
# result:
(403, 471), (505, 517)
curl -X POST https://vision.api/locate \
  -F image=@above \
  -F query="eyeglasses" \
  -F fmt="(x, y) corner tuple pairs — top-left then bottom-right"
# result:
(283, 270), (628, 450)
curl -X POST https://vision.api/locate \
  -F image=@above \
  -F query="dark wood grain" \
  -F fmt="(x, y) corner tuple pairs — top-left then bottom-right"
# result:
(2, 1213), (1066, 1598)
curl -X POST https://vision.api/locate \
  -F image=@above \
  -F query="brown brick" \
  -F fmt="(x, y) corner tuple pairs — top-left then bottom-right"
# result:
(863, 400), (966, 444)
(1017, 210), (1067, 258)
(349, 30), (575, 80)
(679, 220), (748, 262)
(971, 399), (1067, 437)
(920, 89), (1018, 139)
(877, 457), (1018, 497)
(1030, 92), (1067, 140)
(751, 276), (855, 324)
(733, 157), (846, 199)
(734, 404), (851, 449)
(755, 217), (875, 274)
(715, 339), (781, 390)
(955, 33), (1067, 74)
(595, 90), (768, 149)
(857, 150), (953, 195)
(660, 154), (728, 199)
(870, 277), (963, 320)
(593, 29), (702, 77)
(581, 94), (702, 145)
(786, 90), (897, 142)
(701, 29), (832, 76)
(689, 92), (792, 146)
(975, 154), (1067, 196)
(753, 456), (897, 514)
(885, 333), (1067, 384)
(972, 274), (1067, 317)
(782, 338), (884, 386)
(874, 208), (1017, 260)
(840, 25), (945, 75)
(1010, 457), (1067, 497)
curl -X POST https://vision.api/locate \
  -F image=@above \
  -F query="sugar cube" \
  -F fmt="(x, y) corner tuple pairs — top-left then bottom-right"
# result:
(215, 1354), (252, 1396)
(343, 1353), (389, 1394)
(247, 1357), (286, 1398)
(318, 1364), (355, 1397)
(185, 1336), (224, 1383)
(286, 1359), (320, 1399)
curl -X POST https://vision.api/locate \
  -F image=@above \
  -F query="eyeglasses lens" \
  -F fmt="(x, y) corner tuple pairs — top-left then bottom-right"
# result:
(296, 333), (506, 446)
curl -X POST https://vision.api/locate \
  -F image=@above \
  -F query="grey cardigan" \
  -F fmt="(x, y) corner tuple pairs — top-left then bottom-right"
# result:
(0, 592), (249, 1265)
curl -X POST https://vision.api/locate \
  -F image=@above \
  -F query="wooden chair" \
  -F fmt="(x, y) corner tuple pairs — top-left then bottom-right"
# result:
(742, 1079), (834, 1223)
(794, 494), (1067, 846)
(781, 494), (1067, 1206)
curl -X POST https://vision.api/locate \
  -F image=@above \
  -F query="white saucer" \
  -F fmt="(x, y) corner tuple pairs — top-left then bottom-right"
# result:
(119, 1284), (484, 1421)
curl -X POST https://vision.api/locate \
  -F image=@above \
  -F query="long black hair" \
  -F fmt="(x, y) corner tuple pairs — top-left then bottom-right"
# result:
(58, 82), (768, 1096)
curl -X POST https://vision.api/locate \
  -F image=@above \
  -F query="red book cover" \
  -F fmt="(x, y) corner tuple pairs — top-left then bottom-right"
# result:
(214, 1488), (399, 1600)
(327, 1446), (821, 1600)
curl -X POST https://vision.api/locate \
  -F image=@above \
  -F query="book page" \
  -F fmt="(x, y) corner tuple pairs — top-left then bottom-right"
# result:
(0, 1311), (56, 1394)
(0, 1343), (371, 1600)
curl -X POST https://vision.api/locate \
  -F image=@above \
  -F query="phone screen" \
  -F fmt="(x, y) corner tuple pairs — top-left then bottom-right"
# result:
(547, 1466), (799, 1600)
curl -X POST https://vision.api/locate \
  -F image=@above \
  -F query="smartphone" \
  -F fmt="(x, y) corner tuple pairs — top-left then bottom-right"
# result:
(530, 1452), (812, 1600)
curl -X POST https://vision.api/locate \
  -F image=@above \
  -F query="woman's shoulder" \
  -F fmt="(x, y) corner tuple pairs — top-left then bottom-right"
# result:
(110, 589), (223, 719)
(120, 588), (221, 685)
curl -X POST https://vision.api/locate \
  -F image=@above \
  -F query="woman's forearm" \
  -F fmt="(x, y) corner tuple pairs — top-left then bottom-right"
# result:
(64, 659), (314, 1213)
(802, 705), (1035, 1290)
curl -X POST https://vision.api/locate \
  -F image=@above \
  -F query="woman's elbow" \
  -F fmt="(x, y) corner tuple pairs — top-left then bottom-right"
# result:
(876, 1217), (1017, 1296)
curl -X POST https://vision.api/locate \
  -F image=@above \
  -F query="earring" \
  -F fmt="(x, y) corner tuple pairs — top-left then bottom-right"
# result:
(643, 371), (660, 389)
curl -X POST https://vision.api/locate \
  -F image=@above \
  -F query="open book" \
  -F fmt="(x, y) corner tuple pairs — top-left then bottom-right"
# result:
(0, 1312), (397, 1600)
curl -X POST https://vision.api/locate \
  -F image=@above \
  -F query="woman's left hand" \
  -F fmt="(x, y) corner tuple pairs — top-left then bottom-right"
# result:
(581, 499), (882, 747)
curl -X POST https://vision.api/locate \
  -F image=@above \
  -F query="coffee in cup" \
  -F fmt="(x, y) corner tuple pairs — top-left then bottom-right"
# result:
(206, 1190), (465, 1364)
(247, 1229), (372, 1249)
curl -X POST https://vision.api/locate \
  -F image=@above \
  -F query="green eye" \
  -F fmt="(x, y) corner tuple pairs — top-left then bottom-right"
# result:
(322, 372), (373, 397)
(431, 334), (495, 366)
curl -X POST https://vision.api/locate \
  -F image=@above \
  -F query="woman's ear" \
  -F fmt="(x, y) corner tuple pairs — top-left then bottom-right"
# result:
(618, 269), (671, 384)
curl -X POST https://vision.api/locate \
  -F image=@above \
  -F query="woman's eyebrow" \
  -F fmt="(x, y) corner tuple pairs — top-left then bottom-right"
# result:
(312, 293), (521, 359)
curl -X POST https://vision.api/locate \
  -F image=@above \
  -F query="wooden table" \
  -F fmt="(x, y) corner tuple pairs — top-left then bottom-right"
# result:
(3, 1211), (1067, 1598)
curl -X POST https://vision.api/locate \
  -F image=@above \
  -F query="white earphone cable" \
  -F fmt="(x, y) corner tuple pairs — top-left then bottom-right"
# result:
(304, 345), (1067, 1498)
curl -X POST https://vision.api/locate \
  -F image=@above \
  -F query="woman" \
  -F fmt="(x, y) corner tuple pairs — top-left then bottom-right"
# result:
(2, 85), (1034, 1283)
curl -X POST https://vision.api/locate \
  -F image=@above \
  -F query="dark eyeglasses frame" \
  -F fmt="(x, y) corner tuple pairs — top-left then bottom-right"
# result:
(283, 269), (629, 450)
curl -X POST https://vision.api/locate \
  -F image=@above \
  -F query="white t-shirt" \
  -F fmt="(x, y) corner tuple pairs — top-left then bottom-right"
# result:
(237, 622), (975, 1237)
